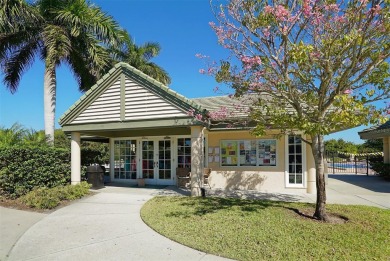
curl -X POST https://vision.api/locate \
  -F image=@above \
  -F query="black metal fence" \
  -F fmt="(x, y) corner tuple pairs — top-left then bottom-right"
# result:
(325, 152), (380, 175)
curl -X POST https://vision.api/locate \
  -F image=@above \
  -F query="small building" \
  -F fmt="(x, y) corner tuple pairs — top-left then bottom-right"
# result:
(358, 120), (390, 163)
(59, 63), (317, 195)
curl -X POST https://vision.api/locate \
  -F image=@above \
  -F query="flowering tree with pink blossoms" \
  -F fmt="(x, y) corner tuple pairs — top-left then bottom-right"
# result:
(207, 0), (389, 221)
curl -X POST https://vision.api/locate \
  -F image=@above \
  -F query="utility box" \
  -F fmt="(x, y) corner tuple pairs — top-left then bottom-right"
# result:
(86, 165), (104, 189)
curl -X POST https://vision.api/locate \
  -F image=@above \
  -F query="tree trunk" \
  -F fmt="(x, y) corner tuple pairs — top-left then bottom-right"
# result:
(311, 134), (328, 221)
(44, 66), (56, 145)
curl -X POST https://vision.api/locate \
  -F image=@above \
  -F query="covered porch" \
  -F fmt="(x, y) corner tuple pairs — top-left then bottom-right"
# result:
(66, 125), (207, 196)
(59, 63), (209, 196)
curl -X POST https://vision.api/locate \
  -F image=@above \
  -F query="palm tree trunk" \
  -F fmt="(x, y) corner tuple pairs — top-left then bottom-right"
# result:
(311, 134), (328, 221)
(44, 65), (56, 145)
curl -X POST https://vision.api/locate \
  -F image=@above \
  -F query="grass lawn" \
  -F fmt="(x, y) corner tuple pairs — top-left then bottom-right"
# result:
(141, 197), (390, 261)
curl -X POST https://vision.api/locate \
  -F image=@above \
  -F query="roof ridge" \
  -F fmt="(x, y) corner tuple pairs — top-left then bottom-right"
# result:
(190, 95), (230, 100)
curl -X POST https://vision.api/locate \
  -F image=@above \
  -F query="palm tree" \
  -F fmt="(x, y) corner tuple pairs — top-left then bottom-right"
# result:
(0, 123), (26, 146)
(110, 35), (171, 85)
(0, 0), (125, 144)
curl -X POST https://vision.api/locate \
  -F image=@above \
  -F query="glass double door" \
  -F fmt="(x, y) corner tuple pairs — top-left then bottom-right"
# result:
(141, 139), (172, 185)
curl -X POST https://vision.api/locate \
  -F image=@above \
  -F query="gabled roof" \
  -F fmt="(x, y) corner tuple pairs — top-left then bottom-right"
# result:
(59, 62), (204, 126)
(358, 120), (390, 139)
(191, 95), (251, 119)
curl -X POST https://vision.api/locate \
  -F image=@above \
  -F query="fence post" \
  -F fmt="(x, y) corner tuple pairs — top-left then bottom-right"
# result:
(355, 156), (357, 175)
(366, 155), (369, 176)
(332, 152), (335, 175)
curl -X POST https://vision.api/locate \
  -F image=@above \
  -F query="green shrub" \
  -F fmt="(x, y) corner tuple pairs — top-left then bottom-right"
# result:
(368, 155), (384, 164)
(63, 181), (91, 200)
(0, 146), (71, 198)
(20, 182), (91, 209)
(20, 187), (61, 209)
(371, 162), (390, 180)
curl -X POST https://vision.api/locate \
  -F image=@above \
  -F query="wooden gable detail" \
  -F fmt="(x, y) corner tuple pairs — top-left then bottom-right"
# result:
(71, 77), (121, 124)
(69, 75), (189, 124)
(123, 77), (188, 120)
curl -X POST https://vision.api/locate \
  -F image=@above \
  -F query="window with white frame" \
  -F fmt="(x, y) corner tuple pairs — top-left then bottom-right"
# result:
(220, 139), (277, 167)
(287, 135), (303, 184)
(177, 138), (191, 168)
(114, 140), (137, 179)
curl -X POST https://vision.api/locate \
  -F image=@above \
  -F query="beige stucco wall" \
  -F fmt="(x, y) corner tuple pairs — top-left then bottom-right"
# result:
(207, 130), (291, 191)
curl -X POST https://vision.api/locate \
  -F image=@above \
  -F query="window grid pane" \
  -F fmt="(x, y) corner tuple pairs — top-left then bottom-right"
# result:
(177, 138), (191, 169)
(142, 141), (154, 179)
(114, 140), (137, 180)
(288, 135), (303, 185)
(159, 140), (171, 180)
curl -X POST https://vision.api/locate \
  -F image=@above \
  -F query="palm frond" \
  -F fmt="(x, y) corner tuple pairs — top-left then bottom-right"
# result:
(141, 42), (161, 61)
(0, 27), (39, 62)
(42, 24), (71, 68)
(0, 122), (27, 146)
(0, 0), (42, 33)
(2, 37), (40, 93)
(66, 32), (112, 91)
(54, 0), (125, 48)
(138, 61), (171, 85)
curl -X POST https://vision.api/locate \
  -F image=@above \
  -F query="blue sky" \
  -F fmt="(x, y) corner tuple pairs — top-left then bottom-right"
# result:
(0, 0), (381, 144)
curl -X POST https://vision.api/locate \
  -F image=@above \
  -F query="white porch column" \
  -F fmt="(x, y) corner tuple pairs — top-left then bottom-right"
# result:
(71, 132), (81, 185)
(190, 126), (203, 196)
(384, 136), (390, 163)
(306, 143), (316, 194)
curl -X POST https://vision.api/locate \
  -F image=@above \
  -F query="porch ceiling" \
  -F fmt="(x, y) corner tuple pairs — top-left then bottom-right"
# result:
(66, 126), (191, 139)
(62, 117), (196, 132)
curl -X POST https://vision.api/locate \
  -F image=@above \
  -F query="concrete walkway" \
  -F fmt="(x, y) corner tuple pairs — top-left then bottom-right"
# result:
(209, 175), (390, 209)
(0, 208), (47, 261)
(1, 174), (389, 261)
(3, 187), (229, 261)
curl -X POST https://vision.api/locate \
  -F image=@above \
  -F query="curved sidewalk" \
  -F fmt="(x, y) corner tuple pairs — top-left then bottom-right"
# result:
(3, 175), (389, 260)
(6, 187), (230, 261)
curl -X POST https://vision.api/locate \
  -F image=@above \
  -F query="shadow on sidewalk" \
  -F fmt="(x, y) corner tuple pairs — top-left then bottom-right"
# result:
(329, 174), (390, 193)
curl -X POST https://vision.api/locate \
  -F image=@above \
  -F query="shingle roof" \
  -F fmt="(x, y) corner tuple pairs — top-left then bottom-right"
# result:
(190, 95), (256, 119)
(358, 120), (390, 139)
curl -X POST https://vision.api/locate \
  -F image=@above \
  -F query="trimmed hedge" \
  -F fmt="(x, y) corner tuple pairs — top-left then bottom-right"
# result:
(371, 162), (390, 180)
(0, 146), (71, 198)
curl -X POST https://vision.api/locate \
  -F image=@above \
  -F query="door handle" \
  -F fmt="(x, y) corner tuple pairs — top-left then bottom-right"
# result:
(154, 161), (159, 168)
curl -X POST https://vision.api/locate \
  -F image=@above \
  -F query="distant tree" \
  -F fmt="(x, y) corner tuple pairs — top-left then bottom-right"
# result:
(206, 0), (390, 221)
(54, 129), (71, 149)
(110, 35), (171, 85)
(325, 139), (358, 154)
(0, 0), (125, 144)
(358, 139), (383, 153)
(0, 123), (26, 146)
(0, 123), (47, 146)
(54, 129), (109, 164)
(23, 129), (47, 146)
(81, 141), (109, 166)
